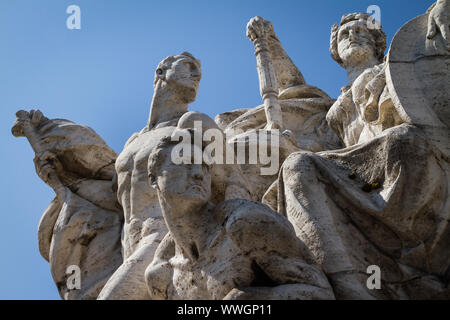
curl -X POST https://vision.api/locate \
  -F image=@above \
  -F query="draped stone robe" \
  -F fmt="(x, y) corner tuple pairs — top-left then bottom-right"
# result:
(34, 119), (123, 300)
(264, 63), (450, 299)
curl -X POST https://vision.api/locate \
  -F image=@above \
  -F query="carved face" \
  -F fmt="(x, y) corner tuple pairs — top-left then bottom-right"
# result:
(164, 57), (202, 104)
(155, 146), (211, 208)
(337, 20), (376, 67)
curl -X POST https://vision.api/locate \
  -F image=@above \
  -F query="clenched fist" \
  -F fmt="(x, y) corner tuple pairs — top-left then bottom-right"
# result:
(246, 16), (274, 42)
(34, 151), (65, 196)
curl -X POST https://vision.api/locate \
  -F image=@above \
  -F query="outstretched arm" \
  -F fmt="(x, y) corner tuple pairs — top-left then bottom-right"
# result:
(145, 233), (175, 300)
(247, 16), (306, 92)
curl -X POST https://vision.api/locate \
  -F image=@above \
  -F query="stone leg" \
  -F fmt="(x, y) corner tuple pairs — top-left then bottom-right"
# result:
(278, 124), (449, 299)
(281, 152), (376, 299)
(97, 231), (165, 300)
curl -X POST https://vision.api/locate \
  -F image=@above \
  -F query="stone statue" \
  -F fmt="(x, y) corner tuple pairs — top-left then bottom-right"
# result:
(96, 52), (203, 299)
(144, 136), (334, 300)
(99, 52), (251, 299)
(260, 7), (449, 299)
(12, 52), (251, 300)
(216, 16), (342, 200)
(387, 0), (450, 160)
(11, 110), (123, 299)
(12, 1), (450, 300)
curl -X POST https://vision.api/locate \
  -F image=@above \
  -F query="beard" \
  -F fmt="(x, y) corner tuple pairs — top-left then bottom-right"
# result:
(339, 43), (376, 67)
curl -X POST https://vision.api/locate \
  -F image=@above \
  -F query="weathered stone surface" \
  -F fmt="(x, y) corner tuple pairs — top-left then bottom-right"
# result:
(263, 9), (450, 299)
(12, 1), (450, 300)
(98, 53), (251, 300)
(216, 16), (342, 200)
(387, 10), (450, 159)
(144, 137), (334, 300)
(12, 110), (123, 300)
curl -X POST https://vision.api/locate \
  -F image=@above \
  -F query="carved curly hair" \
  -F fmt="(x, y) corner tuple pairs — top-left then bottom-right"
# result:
(330, 13), (386, 66)
(148, 136), (178, 186)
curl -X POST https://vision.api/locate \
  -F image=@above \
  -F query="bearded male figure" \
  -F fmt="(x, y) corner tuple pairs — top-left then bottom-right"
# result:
(255, 5), (449, 299)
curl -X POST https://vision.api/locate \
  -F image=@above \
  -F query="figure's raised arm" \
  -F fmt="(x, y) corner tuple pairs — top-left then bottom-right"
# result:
(12, 109), (123, 300)
(247, 16), (306, 92)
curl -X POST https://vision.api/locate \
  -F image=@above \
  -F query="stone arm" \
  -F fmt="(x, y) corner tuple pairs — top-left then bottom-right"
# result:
(12, 110), (123, 299)
(144, 233), (175, 300)
(224, 203), (335, 300)
(33, 151), (67, 201)
(247, 16), (306, 93)
(268, 32), (306, 92)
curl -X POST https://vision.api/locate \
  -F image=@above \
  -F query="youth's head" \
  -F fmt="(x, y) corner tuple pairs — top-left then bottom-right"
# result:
(153, 52), (201, 104)
(330, 13), (386, 69)
(148, 136), (211, 210)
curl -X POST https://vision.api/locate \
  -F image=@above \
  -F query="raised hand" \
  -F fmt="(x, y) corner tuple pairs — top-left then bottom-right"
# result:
(246, 16), (274, 42)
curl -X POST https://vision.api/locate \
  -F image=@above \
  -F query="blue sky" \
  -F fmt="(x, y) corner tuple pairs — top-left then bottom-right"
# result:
(0, 0), (435, 299)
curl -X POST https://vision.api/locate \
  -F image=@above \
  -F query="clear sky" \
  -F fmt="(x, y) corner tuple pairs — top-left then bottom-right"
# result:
(0, 0), (435, 299)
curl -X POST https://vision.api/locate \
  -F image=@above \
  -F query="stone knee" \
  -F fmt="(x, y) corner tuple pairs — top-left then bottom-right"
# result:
(282, 152), (322, 192)
(385, 125), (430, 159)
(383, 124), (436, 177)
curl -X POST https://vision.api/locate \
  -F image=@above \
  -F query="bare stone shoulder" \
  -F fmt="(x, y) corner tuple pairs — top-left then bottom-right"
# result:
(145, 233), (175, 300)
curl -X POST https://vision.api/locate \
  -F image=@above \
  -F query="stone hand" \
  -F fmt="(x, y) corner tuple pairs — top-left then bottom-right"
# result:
(427, 0), (450, 50)
(223, 288), (264, 300)
(34, 151), (65, 194)
(223, 287), (276, 300)
(11, 110), (43, 138)
(246, 16), (274, 42)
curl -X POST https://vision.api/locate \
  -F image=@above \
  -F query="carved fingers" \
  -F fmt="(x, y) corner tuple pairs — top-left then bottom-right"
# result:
(246, 16), (274, 42)
(34, 151), (64, 191)
(16, 110), (30, 119)
(11, 109), (46, 137)
(427, 0), (450, 50)
(11, 110), (31, 137)
(30, 110), (45, 125)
